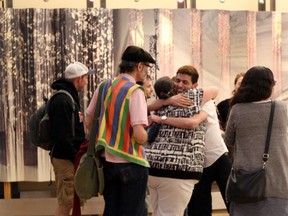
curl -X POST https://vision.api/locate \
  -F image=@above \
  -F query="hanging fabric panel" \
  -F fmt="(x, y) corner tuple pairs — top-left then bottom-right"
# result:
(190, 9), (202, 82)
(157, 9), (174, 79)
(0, 8), (113, 181)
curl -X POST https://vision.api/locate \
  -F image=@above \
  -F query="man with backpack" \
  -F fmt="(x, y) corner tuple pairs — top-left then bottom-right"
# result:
(49, 62), (95, 216)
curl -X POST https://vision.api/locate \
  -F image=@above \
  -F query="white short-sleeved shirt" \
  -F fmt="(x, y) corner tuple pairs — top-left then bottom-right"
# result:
(201, 100), (228, 167)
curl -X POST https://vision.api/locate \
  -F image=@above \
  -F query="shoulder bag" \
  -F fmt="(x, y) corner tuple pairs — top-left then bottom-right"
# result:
(74, 81), (106, 200)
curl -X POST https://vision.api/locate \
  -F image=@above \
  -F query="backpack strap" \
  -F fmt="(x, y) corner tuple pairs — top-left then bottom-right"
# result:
(49, 89), (76, 137)
(48, 90), (76, 156)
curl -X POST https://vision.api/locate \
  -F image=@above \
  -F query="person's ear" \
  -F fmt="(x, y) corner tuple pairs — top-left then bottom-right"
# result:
(74, 76), (82, 87)
(137, 62), (145, 71)
(192, 82), (198, 88)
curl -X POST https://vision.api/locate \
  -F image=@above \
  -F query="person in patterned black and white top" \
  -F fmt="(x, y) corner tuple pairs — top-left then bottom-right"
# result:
(146, 66), (218, 216)
(148, 65), (232, 216)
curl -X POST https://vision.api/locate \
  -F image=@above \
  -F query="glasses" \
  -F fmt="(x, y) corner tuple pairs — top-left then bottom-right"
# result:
(143, 62), (152, 68)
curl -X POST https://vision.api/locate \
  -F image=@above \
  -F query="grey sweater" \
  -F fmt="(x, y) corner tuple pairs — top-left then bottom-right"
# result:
(225, 100), (288, 199)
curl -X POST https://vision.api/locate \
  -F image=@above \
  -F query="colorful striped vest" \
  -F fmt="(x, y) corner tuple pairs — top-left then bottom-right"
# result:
(96, 76), (150, 167)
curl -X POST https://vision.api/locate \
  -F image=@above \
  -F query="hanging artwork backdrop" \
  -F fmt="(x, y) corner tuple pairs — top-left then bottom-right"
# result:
(1, 8), (288, 181)
(0, 8), (113, 181)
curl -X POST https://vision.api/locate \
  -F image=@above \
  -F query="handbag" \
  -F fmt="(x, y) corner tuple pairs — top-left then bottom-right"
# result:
(226, 100), (275, 203)
(74, 81), (106, 200)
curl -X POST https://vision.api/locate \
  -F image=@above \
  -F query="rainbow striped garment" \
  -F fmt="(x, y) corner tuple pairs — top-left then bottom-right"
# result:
(96, 75), (150, 167)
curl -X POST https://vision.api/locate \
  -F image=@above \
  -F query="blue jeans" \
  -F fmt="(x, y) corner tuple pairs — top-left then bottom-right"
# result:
(187, 153), (232, 216)
(102, 161), (148, 216)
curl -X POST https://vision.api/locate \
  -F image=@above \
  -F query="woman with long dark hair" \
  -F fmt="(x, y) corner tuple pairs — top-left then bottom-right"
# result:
(224, 66), (288, 215)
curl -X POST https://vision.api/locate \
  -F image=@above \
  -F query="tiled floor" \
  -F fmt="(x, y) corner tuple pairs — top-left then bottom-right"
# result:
(4, 182), (229, 215)
(0, 196), (229, 216)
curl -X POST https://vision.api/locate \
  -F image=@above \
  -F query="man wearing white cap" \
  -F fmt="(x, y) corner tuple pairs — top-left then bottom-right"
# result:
(49, 62), (95, 216)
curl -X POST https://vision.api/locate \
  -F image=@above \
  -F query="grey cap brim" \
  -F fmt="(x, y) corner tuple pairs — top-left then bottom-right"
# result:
(87, 69), (96, 75)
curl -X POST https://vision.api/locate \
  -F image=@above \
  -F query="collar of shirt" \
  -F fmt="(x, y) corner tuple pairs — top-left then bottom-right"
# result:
(121, 73), (136, 83)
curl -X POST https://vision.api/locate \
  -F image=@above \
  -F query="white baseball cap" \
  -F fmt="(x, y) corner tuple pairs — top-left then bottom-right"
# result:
(64, 62), (96, 79)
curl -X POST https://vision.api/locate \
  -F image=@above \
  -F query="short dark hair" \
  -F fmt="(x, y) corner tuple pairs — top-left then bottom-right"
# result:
(154, 76), (175, 99)
(176, 65), (199, 84)
(231, 66), (276, 106)
(119, 60), (138, 73)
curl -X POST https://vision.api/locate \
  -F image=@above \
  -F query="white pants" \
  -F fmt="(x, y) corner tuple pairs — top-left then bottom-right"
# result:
(148, 175), (198, 216)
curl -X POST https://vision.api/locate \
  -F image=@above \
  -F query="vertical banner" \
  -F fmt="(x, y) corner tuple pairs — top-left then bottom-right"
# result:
(0, 8), (113, 181)
(157, 9), (174, 79)
(218, 10), (230, 91)
(247, 11), (257, 68)
(190, 9), (202, 81)
(280, 14), (288, 102)
(129, 9), (144, 47)
(272, 12), (282, 97)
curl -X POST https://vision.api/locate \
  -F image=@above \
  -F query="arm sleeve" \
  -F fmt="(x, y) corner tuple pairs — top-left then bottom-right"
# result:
(129, 88), (148, 127)
(201, 99), (216, 116)
(86, 87), (99, 117)
(224, 106), (236, 146)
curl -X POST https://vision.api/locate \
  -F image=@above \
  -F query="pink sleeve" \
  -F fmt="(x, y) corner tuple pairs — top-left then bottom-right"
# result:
(129, 88), (148, 127)
(86, 87), (99, 116)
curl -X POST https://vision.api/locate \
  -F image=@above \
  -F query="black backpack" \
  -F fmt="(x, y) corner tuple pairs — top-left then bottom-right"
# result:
(29, 90), (75, 151)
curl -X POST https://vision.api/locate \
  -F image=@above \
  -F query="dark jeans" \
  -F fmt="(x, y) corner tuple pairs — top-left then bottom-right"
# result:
(187, 153), (232, 216)
(102, 161), (148, 216)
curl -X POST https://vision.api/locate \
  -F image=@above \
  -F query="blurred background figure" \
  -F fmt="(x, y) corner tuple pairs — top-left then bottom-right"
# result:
(217, 72), (245, 130)
(217, 72), (245, 161)
(137, 74), (154, 99)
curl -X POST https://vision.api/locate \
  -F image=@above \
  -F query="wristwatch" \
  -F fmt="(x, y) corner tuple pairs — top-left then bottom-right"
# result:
(160, 115), (167, 124)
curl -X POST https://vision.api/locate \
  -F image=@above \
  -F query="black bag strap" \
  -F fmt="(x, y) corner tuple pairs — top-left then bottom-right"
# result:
(87, 81), (107, 156)
(54, 89), (76, 136)
(262, 100), (275, 167)
(48, 89), (76, 136)
(49, 90), (76, 155)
